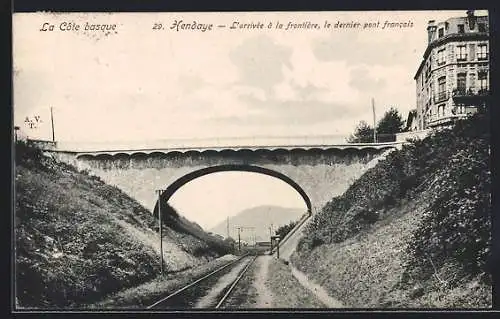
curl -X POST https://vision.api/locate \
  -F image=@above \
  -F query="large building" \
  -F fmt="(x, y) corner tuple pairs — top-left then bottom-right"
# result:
(414, 10), (489, 130)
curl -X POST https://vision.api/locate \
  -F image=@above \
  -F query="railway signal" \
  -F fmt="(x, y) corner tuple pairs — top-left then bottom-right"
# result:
(271, 235), (281, 259)
(235, 226), (255, 253)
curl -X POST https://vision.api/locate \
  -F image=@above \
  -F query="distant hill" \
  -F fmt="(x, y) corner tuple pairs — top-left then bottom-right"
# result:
(209, 205), (306, 243)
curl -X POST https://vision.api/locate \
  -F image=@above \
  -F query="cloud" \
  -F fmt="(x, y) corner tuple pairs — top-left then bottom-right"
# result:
(178, 74), (206, 94)
(211, 92), (366, 127)
(312, 32), (415, 67)
(229, 35), (293, 94)
(348, 67), (387, 92)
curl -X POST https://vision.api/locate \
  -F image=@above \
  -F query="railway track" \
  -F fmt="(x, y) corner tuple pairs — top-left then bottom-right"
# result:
(147, 254), (258, 309)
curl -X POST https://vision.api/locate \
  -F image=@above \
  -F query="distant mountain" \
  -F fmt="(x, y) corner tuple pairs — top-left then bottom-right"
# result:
(209, 205), (306, 244)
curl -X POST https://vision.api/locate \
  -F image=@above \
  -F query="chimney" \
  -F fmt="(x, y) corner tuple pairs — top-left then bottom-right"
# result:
(427, 20), (437, 43)
(467, 10), (476, 30)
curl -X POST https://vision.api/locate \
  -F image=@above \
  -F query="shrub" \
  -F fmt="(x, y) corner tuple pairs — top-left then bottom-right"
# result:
(298, 112), (491, 288)
(15, 140), (44, 166)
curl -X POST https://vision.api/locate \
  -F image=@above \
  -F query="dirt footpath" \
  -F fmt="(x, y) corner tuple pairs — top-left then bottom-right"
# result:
(253, 255), (274, 307)
(223, 254), (345, 309)
(290, 266), (344, 307)
(250, 255), (339, 308)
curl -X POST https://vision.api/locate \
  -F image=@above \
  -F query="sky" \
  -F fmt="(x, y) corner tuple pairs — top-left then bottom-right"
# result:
(168, 171), (307, 230)
(13, 10), (488, 229)
(13, 10), (487, 143)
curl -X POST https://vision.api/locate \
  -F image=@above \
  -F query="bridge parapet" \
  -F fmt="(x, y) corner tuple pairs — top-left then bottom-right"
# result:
(54, 135), (351, 152)
(37, 136), (401, 152)
(39, 137), (403, 157)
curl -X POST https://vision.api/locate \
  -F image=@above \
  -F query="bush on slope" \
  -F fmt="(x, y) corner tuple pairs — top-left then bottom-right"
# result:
(15, 142), (231, 308)
(297, 111), (491, 294)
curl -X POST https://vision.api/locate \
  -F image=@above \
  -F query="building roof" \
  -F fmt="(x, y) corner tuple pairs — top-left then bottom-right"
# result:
(414, 14), (489, 80)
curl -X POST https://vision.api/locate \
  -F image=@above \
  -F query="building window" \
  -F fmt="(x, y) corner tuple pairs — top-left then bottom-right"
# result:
(478, 72), (488, 93)
(477, 44), (488, 60)
(437, 104), (446, 117)
(438, 28), (444, 38)
(456, 73), (467, 95)
(454, 103), (466, 114)
(456, 45), (467, 61)
(458, 24), (465, 33)
(437, 49), (446, 66)
(469, 73), (476, 90)
(438, 76), (446, 92)
(478, 23), (486, 32)
(435, 76), (447, 102)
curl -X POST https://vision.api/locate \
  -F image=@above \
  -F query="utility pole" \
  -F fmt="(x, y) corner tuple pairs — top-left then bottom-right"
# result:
(235, 226), (254, 252)
(372, 98), (377, 143)
(156, 190), (164, 276)
(14, 126), (20, 143)
(50, 107), (55, 142)
(236, 227), (241, 252)
(269, 226), (273, 253)
(277, 238), (280, 259)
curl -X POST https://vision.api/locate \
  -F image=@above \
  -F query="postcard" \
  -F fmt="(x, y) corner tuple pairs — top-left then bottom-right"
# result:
(12, 10), (492, 311)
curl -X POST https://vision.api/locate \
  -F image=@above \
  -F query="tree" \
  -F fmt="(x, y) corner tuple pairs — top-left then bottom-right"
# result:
(347, 121), (374, 143)
(275, 221), (298, 239)
(223, 237), (237, 251)
(376, 107), (405, 135)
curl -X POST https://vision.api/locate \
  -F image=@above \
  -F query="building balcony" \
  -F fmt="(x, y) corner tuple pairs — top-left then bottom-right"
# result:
(433, 91), (449, 103)
(452, 87), (489, 99)
(427, 114), (469, 127)
(429, 31), (489, 47)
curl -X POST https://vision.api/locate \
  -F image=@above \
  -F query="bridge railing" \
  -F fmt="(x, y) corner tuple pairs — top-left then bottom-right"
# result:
(33, 134), (404, 153)
(43, 135), (355, 152)
(395, 130), (431, 142)
(26, 138), (58, 150)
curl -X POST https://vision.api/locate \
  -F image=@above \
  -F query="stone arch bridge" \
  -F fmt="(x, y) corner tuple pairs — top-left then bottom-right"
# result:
(40, 136), (402, 215)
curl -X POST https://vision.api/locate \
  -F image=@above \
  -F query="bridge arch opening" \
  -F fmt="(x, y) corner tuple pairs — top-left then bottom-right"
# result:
(153, 165), (312, 230)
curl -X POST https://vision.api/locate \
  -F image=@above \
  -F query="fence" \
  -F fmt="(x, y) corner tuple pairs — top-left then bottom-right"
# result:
(395, 130), (431, 142)
(26, 139), (57, 150)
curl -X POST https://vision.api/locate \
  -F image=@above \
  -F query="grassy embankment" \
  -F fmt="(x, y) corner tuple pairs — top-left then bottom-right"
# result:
(266, 258), (326, 308)
(94, 254), (238, 308)
(292, 111), (491, 308)
(15, 142), (232, 308)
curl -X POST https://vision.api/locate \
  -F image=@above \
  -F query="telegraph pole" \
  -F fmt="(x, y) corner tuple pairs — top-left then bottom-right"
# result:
(269, 226), (273, 252)
(276, 238), (280, 259)
(372, 98), (377, 143)
(50, 107), (55, 142)
(236, 227), (241, 252)
(156, 190), (164, 276)
(14, 126), (20, 143)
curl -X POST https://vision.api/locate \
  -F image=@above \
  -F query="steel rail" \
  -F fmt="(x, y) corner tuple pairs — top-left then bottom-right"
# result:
(147, 253), (249, 309)
(215, 255), (258, 309)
